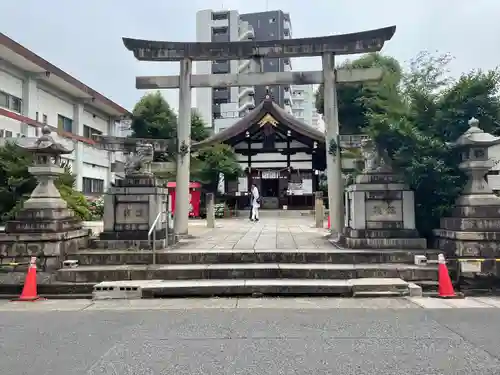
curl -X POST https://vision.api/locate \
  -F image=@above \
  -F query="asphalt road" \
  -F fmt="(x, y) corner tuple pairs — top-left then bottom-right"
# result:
(1, 304), (500, 374)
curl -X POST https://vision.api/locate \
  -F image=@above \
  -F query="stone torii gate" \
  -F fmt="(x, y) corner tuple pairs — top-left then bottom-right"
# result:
(122, 26), (396, 236)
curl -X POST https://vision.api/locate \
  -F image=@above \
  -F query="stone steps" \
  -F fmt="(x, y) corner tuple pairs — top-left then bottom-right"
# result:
(92, 278), (411, 299)
(56, 263), (437, 283)
(70, 248), (440, 266)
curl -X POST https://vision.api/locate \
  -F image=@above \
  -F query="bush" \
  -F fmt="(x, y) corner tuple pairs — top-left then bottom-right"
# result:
(88, 196), (104, 220)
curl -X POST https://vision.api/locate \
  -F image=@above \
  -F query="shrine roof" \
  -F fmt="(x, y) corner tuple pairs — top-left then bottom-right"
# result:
(193, 97), (325, 148)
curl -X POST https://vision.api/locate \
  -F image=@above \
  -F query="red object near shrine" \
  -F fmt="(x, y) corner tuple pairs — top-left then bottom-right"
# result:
(166, 182), (201, 218)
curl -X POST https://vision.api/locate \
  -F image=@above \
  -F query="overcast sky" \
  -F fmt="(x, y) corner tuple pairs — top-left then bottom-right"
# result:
(2, 0), (499, 112)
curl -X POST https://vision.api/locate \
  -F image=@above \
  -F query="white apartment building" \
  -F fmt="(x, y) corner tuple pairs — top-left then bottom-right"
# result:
(0, 32), (131, 195)
(291, 84), (322, 130)
(195, 9), (256, 133)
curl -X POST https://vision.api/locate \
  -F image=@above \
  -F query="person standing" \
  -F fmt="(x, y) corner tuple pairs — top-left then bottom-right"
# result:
(251, 183), (260, 222)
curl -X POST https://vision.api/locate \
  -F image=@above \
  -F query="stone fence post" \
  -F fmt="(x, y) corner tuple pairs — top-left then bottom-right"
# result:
(315, 191), (324, 228)
(206, 193), (215, 228)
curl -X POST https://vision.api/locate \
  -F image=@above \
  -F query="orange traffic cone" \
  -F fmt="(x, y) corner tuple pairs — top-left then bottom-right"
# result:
(437, 254), (458, 298)
(11, 257), (42, 302)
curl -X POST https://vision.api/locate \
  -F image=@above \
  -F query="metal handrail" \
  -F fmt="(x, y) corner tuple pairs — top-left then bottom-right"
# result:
(148, 211), (162, 265)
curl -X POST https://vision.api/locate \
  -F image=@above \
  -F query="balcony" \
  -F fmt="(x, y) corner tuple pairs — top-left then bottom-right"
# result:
(239, 22), (255, 40)
(238, 96), (255, 114)
(213, 88), (230, 101)
(238, 60), (251, 73)
(211, 33), (229, 43)
(212, 61), (230, 74)
(238, 86), (255, 100)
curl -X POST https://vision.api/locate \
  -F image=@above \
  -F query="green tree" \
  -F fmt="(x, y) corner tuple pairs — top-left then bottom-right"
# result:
(194, 144), (242, 193)
(0, 142), (91, 221)
(315, 53), (402, 134)
(131, 92), (210, 161)
(366, 52), (500, 238)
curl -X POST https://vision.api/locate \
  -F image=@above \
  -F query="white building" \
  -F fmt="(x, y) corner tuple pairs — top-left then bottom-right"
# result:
(195, 9), (256, 133)
(291, 84), (322, 130)
(0, 32), (131, 195)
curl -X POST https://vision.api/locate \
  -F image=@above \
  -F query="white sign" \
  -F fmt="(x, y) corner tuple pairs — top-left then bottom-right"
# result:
(261, 170), (280, 179)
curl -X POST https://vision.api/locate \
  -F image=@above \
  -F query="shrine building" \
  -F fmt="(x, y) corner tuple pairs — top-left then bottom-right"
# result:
(193, 96), (327, 209)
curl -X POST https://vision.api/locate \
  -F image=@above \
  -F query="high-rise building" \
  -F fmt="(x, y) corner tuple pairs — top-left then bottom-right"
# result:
(239, 11), (293, 111)
(291, 84), (322, 130)
(195, 9), (294, 132)
(195, 9), (256, 132)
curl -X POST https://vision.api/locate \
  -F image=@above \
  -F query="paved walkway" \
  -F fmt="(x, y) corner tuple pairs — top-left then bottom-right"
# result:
(186, 217), (332, 250)
(2, 297), (500, 311)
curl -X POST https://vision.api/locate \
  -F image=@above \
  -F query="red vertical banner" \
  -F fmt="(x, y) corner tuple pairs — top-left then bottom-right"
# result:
(190, 188), (201, 217)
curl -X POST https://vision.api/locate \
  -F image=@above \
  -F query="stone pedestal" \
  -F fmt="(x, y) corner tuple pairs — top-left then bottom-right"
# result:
(434, 118), (500, 275)
(344, 140), (426, 249)
(0, 127), (89, 270)
(97, 173), (170, 249)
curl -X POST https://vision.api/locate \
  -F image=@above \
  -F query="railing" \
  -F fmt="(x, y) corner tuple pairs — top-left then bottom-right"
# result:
(147, 194), (174, 264)
(148, 211), (163, 265)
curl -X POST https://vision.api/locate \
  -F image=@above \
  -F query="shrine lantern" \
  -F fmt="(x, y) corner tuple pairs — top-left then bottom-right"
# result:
(166, 182), (201, 217)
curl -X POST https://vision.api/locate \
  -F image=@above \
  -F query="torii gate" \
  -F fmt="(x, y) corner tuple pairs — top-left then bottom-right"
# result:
(122, 26), (396, 236)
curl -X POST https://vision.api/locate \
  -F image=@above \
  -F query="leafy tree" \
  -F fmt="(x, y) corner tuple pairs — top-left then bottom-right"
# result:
(194, 144), (242, 193)
(131, 93), (242, 191)
(131, 92), (210, 160)
(315, 53), (402, 134)
(0, 142), (91, 221)
(366, 52), (500, 238)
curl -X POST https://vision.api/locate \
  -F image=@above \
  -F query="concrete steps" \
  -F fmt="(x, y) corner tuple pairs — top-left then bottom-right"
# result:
(91, 278), (413, 299)
(57, 262), (437, 283)
(70, 248), (440, 266)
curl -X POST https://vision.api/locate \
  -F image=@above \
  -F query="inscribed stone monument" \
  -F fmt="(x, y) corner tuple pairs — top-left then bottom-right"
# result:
(344, 139), (426, 249)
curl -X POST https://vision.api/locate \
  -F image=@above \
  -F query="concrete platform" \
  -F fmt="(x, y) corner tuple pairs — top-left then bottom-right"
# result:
(57, 263), (438, 283)
(71, 248), (441, 266)
(92, 277), (412, 299)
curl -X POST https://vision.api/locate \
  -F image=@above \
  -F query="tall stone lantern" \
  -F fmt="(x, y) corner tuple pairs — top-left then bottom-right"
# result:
(453, 117), (500, 207)
(0, 126), (89, 270)
(435, 117), (500, 275)
(5, 126), (81, 233)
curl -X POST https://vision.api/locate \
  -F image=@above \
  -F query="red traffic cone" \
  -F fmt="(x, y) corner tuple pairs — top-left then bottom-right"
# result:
(437, 253), (457, 298)
(11, 257), (42, 302)
(327, 216), (331, 229)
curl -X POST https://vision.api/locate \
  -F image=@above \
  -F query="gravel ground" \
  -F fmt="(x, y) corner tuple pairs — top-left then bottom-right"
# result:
(1, 304), (500, 374)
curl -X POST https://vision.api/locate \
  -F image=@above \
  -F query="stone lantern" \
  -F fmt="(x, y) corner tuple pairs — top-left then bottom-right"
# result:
(5, 126), (82, 233)
(0, 126), (90, 271)
(435, 117), (500, 272)
(453, 117), (500, 206)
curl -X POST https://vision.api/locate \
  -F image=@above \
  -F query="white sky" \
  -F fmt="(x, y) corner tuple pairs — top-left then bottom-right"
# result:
(1, 0), (499, 112)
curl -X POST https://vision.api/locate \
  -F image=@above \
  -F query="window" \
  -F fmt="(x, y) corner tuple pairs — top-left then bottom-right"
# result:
(83, 125), (102, 139)
(0, 91), (22, 113)
(35, 112), (39, 122)
(212, 27), (228, 35)
(0, 92), (8, 108)
(11, 97), (22, 113)
(57, 114), (73, 132)
(269, 18), (276, 23)
(212, 12), (228, 21)
(82, 177), (105, 194)
(5, 131), (12, 138)
(42, 114), (48, 124)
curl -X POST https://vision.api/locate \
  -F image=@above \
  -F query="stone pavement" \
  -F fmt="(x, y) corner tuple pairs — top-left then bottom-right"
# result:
(185, 217), (332, 250)
(2, 297), (500, 311)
